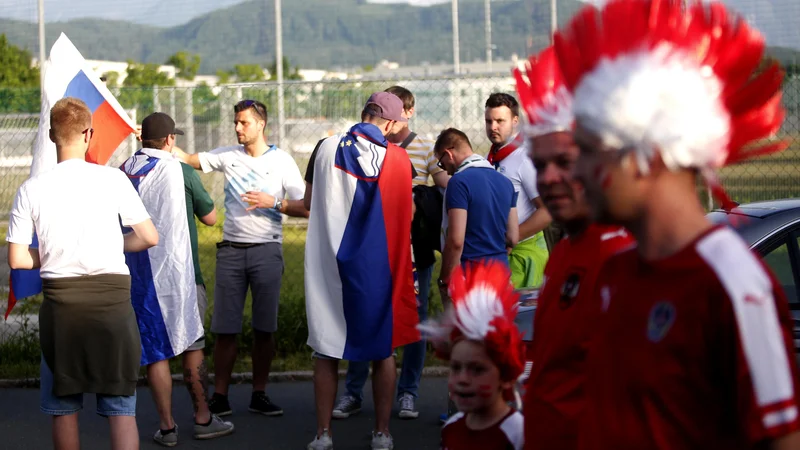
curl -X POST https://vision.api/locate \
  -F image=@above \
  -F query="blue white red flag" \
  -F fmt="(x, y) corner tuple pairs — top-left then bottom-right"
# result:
(305, 122), (419, 361)
(120, 149), (202, 365)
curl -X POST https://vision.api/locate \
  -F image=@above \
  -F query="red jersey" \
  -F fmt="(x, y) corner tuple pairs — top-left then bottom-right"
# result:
(581, 226), (800, 449)
(441, 409), (524, 450)
(524, 224), (634, 450)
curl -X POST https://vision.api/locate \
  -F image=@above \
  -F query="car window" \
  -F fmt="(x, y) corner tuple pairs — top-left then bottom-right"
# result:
(764, 242), (797, 303)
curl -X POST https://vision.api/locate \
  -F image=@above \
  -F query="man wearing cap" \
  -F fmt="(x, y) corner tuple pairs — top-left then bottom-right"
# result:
(303, 92), (419, 450)
(172, 100), (308, 419)
(121, 112), (234, 446)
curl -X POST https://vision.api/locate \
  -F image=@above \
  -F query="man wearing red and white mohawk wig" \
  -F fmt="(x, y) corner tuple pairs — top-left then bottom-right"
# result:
(553, 0), (800, 448)
(513, 46), (633, 450)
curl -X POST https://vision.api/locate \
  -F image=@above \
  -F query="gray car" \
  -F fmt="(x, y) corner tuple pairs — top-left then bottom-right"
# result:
(514, 198), (800, 363)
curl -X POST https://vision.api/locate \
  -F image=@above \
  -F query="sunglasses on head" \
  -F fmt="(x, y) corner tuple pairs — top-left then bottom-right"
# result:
(234, 99), (267, 120)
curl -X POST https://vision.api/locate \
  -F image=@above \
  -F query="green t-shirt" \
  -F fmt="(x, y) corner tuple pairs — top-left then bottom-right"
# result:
(181, 163), (215, 286)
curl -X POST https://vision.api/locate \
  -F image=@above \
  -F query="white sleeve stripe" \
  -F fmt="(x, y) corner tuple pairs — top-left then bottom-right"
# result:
(697, 227), (796, 409)
(764, 406), (799, 429)
(499, 411), (525, 450)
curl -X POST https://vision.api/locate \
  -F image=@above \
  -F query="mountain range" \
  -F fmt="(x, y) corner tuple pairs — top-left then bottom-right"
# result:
(1, 0), (797, 74)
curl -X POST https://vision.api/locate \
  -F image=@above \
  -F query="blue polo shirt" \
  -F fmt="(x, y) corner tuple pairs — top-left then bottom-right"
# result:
(445, 167), (518, 265)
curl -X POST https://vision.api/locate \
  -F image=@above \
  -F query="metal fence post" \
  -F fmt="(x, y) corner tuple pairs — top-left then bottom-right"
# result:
(185, 88), (196, 154)
(128, 108), (137, 158)
(153, 85), (161, 113)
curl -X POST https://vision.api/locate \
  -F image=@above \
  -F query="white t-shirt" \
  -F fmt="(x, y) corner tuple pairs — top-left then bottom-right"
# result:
(6, 159), (150, 278)
(496, 145), (539, 241)
(198, 145), (305, 243)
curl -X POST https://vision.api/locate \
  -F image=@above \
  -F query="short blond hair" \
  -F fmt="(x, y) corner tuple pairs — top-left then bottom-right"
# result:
(50, 97), (91, 146)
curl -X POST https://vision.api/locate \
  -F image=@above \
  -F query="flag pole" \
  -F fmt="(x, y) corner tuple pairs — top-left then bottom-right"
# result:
(38, 0), (45, 92)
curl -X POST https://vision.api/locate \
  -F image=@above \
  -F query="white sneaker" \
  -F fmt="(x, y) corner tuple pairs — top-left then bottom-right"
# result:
(307, 429), (333, 450)
(397, 393), (419, 419)
(371, 431), (394, 450)
(332, 395), (362, 419)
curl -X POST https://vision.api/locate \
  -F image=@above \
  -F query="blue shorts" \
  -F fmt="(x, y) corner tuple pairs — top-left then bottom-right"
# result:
(40, 355), (137, 417)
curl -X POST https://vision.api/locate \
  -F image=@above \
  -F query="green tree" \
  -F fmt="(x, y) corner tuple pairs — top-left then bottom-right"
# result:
(216, 69), (232, 85)
(233, 64), (266, 82)
(101, 71), (120, 88)
(268, 57), (302, 81)
(166, 51), (201, 80)
(0, 34), (40, 88)
(123, 60), (175, 87)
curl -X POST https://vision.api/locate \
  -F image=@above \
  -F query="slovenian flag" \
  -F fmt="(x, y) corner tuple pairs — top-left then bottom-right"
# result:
(305, 123), (419, 361)
(5, 33), (135, 320)
(121, 150), (202, 365)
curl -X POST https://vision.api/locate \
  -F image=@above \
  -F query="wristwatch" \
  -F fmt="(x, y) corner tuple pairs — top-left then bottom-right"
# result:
(273, 198), (283, 211)
(437, 278), (448, 288)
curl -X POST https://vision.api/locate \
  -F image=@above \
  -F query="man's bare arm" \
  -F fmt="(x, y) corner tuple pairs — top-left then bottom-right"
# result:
(123, 219), (159, 253)
(284, 200), (310, 219)
(518, 197), (552, 241)
(303, 182), (313, 212)
(7, 243), (40, 270)
(432, 171), (450, 189)
(199, 207), (217, 226)
(440, 208), (467, 282)
(172, 147), (202, 170)
(506, 207), (520, 249)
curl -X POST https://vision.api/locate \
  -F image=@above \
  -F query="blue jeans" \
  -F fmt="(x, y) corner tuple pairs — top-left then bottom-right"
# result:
(39, 355), (137, 417)
(344, 264), (433, 401)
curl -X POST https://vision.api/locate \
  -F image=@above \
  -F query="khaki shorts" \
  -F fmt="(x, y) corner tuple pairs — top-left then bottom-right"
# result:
(186, 284), (208, 352)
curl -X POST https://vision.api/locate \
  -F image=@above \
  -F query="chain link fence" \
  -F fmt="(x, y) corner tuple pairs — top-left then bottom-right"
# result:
(1, 74), (800, 372)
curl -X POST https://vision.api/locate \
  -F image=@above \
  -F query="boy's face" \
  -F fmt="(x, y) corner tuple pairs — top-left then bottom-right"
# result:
(448, 340), (511, 413)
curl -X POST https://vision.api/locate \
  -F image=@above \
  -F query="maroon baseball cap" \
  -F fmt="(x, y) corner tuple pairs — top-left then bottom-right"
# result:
(363, 92), (408, 122)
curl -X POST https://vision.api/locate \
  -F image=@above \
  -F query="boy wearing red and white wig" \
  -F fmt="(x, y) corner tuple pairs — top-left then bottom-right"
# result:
(421, 262), (524, 450)
(554, 0), (800, 448)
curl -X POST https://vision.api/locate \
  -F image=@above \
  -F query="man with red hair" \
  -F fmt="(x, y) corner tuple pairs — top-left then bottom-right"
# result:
(553, 0), (800, 448)
(513, 46), (633, 450)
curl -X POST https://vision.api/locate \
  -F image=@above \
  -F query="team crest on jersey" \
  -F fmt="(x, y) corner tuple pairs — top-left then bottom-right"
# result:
(647, 302), (676, 342)
(559, 270), (584, 309)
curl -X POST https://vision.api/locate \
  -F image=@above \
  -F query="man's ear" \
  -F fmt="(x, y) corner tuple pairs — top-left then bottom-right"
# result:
(407, 107), (415, 120)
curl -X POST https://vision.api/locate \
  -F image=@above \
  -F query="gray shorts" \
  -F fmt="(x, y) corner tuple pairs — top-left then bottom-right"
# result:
(211, 242), (283, 334)
(186, 284), (208, 352)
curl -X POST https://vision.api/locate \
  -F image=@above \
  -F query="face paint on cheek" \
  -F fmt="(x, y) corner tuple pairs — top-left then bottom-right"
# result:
(478, 384), (493, 398)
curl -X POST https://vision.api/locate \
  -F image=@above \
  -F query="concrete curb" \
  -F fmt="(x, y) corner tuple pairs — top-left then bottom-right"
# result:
(0, 366), (450, 389)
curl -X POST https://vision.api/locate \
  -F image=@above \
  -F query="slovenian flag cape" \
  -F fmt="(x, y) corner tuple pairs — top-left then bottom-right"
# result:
(6, 33), (135, 320)
(305, 122), (419, 361)
(121, 149), (202, 365)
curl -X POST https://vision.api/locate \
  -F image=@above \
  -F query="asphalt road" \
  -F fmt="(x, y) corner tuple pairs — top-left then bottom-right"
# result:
(0, 378), (449, 449)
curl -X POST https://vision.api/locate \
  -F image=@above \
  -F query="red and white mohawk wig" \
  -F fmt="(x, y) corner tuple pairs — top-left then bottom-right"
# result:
(419, 261), (524, 384)
(554, 0), (787, 209)
(514, 46), (574, 138)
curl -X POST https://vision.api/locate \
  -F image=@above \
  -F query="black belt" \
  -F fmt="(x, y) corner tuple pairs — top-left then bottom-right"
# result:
(216, 240), (266, 249)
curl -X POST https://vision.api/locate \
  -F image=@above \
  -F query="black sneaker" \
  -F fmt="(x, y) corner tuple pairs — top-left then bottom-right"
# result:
(209, 393), (233, 417)
(248, 391), (283, 416)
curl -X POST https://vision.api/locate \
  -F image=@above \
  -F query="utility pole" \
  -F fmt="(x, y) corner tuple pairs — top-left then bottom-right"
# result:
(452, 0), (460, 74)
(485, 0), (492, 72)
(275, 0), (285, 150)
(550, 0), (557, 41)
(38, 0), (45, 92)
